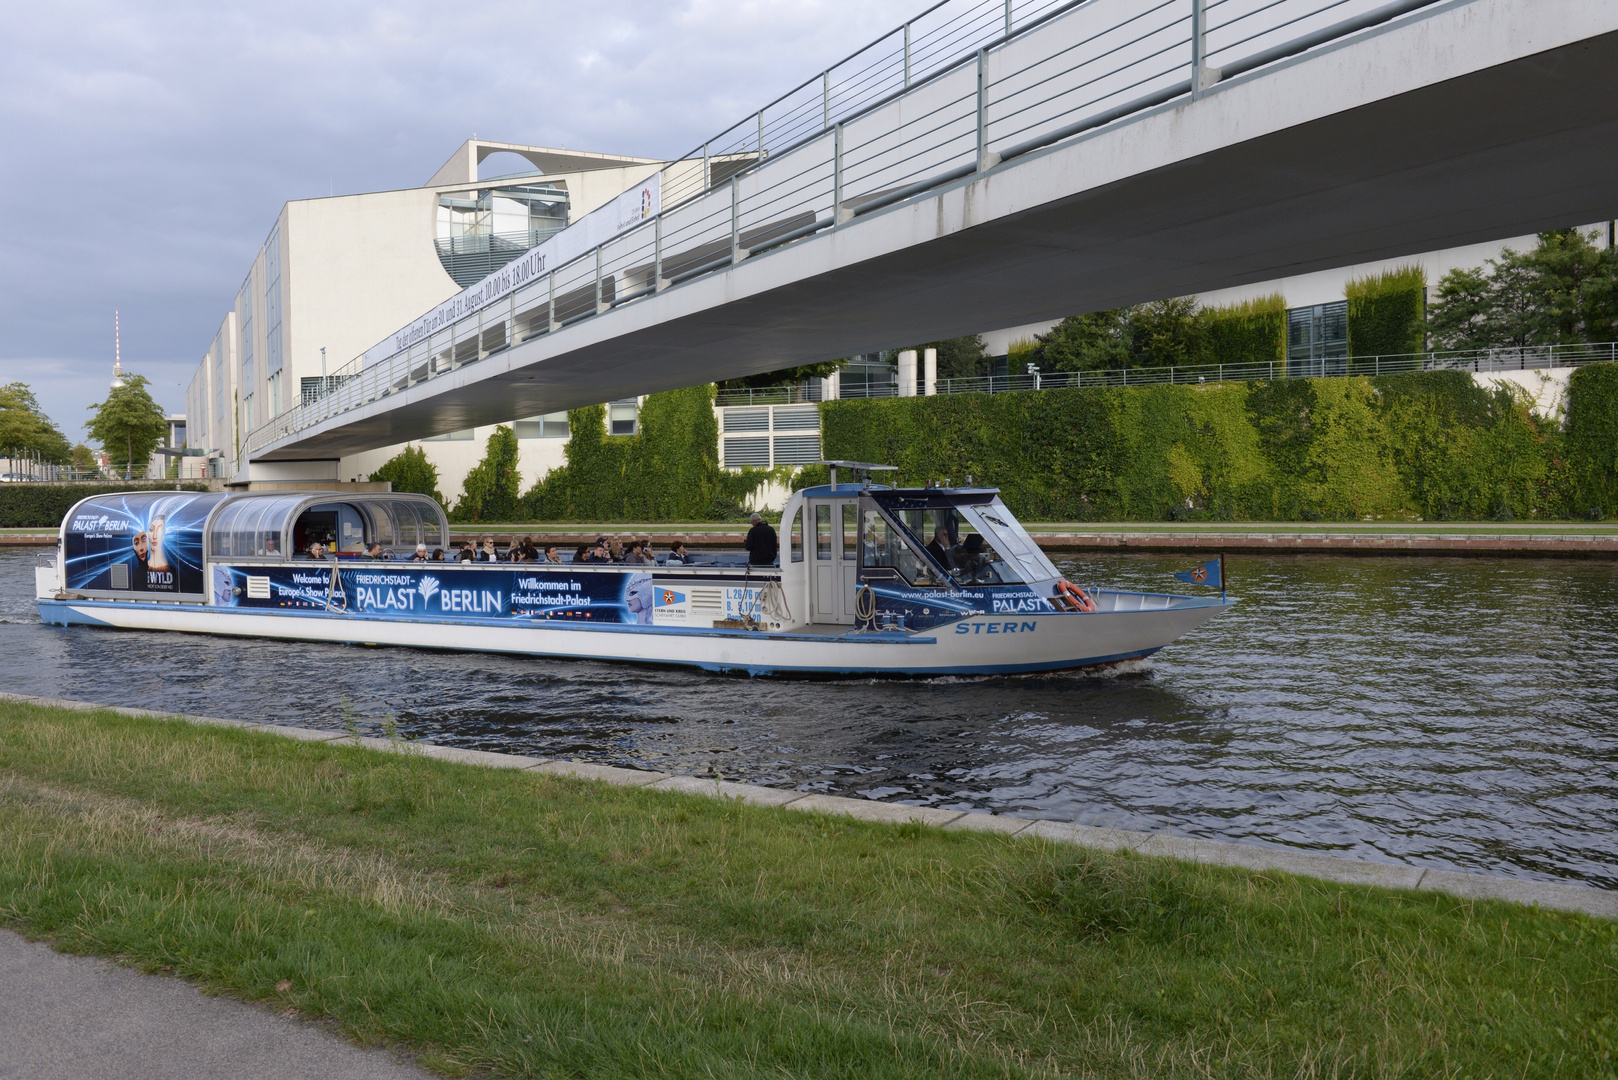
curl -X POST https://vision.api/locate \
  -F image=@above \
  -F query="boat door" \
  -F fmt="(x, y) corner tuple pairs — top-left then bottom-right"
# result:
(808, 498), (859, 624)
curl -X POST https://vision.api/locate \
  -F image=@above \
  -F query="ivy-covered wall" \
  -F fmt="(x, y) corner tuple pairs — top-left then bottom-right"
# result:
(523, 384), (768, 521)
(821, 366), (1618, 521)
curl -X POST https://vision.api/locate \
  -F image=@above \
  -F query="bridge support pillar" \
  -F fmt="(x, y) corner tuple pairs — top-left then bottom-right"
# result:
(924, 348), (937, 395)
(897, 350), (917, 397)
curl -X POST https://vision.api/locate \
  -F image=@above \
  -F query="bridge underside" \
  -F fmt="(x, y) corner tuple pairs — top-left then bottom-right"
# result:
(258, 12), (1618, 462)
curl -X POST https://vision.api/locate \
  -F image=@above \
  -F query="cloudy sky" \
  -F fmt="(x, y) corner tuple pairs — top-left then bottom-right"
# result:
(0, 0), (918, 442)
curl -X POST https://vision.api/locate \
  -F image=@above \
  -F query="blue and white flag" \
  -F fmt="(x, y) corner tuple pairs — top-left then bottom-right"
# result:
(1172, 558), (1222, 589)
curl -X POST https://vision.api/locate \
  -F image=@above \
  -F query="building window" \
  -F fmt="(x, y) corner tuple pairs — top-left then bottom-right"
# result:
(514, 411), (570, 439)
(608, 399), (638, 436)
(837, 353), (897, 398)
(423, 429), (475, 441)
(1287, 301), (1348, 375)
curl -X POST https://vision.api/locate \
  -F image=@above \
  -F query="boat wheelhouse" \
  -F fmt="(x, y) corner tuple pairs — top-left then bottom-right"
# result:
(36, 470), (1231, 676)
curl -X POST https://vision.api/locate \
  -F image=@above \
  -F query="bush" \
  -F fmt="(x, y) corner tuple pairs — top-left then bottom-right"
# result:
(368, 445), (444, 505)
(0, 483), (211, 529)
(1347, 265), (1427, 358)
(523, 385), (770, 522)
(451, 427), (521, 523)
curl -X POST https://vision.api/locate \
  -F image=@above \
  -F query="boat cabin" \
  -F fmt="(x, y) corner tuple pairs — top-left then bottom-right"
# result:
(777, 463), (1064, 630)
(59, 490), (447, 599)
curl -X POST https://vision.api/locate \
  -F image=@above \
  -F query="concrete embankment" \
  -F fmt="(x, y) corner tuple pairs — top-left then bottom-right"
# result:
(4, 691), (1612, 921)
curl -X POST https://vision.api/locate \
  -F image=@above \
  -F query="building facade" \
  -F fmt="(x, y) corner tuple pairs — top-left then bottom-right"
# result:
(184, 140), (667, 501)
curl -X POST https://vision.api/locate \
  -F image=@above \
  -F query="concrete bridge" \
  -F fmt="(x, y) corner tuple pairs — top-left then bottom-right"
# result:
(244, 0), (1618, 477)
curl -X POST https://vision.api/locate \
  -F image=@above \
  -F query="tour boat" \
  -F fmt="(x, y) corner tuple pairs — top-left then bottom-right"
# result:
(34, 465), (1231, 676)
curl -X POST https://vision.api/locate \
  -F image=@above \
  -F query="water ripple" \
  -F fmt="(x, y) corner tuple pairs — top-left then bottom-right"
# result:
(2, 549), (1614, 887)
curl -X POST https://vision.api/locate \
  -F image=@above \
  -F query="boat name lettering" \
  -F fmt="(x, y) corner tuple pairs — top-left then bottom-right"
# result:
(954, 621), (1039, 634)
(992, 596), (1047, 613)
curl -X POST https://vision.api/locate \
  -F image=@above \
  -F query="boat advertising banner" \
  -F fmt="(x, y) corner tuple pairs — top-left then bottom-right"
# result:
(64, 492), (223, 596)
(210, 565), (657, 624)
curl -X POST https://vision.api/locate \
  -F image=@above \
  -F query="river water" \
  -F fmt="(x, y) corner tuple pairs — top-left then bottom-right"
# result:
(3, 548), (1615, 888)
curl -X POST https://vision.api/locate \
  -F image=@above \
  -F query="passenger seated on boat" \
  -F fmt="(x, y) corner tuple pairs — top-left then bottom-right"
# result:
(666, 540), (689, 564)
(432, 549), (446, 562)
(306, 542), (326, 560)
(456, 541), (475, 563)
(623, 540), (649, 565)
(545, 545), (563, 564)
(478, 537), (498, 562)
(925, 526), (954, 573)
(409, 544), (429, 562)
(958, 534), (993, 582)
(263, 536), (279, 556)
(366, 542), (388, 561)
(608, 538), (625, 562)
(571, 544), (589, 563)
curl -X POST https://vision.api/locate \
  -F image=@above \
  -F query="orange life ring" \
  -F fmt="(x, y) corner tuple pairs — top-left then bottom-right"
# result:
(1054, 579), (1095, 613)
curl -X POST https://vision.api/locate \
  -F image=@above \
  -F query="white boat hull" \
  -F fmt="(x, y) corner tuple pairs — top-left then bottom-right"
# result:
(35, 596), (1230, 677)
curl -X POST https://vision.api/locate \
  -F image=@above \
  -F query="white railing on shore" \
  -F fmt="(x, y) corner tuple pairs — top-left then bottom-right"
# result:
(245, 0), (1455, 458)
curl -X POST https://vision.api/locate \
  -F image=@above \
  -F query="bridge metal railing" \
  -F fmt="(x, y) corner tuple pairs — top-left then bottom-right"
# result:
(930, 341), (1618, 395)
(245, 0), (1452, 458)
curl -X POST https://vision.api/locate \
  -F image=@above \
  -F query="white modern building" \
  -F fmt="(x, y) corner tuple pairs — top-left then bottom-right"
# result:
(184, 140), (668, 501)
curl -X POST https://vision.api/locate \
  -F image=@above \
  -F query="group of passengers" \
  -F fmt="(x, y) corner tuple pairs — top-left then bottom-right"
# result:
(570, 536), (691, 565)
(304, 534), (693, 565)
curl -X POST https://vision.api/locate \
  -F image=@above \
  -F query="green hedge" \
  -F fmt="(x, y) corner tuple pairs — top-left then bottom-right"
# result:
(821, 366), (1615, 521)
(1202, 294), (1286, 367)
(1564, 361), (1618, 518)
(0, 483), (211, 529)
(1347, 266), (1426, 358)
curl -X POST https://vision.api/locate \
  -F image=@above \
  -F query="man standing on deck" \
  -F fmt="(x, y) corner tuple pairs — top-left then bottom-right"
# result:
(744, 513), (778, 566)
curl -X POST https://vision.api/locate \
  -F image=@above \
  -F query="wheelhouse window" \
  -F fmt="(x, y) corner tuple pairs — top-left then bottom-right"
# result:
(859, 508), (945, 586)
(790, 505), (803, 562)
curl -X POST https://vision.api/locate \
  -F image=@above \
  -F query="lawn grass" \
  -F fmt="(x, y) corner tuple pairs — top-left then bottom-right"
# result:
(1, 700), (1614, 1079)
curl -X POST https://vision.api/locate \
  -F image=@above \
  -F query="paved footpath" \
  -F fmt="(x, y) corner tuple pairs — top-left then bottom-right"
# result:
(0, 930), (431, 1080)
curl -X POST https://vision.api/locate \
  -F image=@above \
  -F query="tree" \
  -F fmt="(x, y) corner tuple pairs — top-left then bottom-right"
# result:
(1430, 229), (1618, 350)
(87, 373), (168, 476)
(1034, 309), (1133, 372)
(452, 426), (521, 522)
(70, 444), (97, 473)
(0, 382), (71, 462)
(926, 335), (990, 380)
(369, 444), (445, 504)
(1128, 297), (1204, 367)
